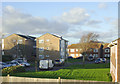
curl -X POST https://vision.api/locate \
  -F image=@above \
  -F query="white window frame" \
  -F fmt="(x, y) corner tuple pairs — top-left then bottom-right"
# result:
(105, 49), (109, 52)
(39, 55), (44, 59)
(70, 54), (75, 57)
(76, 54), (79, 56)
(39, 47), (44, 51)
(70, 49), (75, 52)
(47, 47), (49, 50)
(46, 39), (49, 42)
(46, 55), (49, 57)
(2, 51), (4, 55)
(76, 49), (78, 52)
(93, 49), (98, 52)
(39, 39), (44, 43)
(18, 39), (23, 44)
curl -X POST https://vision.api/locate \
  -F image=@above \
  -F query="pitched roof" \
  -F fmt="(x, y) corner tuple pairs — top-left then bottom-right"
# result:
(38, 33), (68, 42)
(103, 43), (109, 49)
(68, 43), (102, 49)
(16, 34), (36, 40)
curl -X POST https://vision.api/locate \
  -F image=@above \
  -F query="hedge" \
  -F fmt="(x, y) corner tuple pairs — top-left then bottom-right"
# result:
(2, 65), (26, 75)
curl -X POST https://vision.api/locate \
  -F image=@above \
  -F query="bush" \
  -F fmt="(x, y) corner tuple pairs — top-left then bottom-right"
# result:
(2, 65), (26, 75)
(2, 55), (14, 62)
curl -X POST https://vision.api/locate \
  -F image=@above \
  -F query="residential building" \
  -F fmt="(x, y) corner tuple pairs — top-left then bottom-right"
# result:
(67, 43), (103, 58)
(102, 43), (110, 58)
(2, 34), (36, 60)
(36, 33), (68, 61)
(108, 38), (120, 82)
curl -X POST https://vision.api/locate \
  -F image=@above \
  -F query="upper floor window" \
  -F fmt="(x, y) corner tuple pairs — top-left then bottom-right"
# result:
(39, 55), (44, 59)
(18, 39), (23, 44)
(105, 49), (109, 52)
(46, 39), (49, 42)
(39, 47), (44, 51)
(93, 49), (98, 52)
(46, 55), (49, 57)
(70, 49), (75, 52)
(76, 49), (78, 52)
(47, 47), (49, 50)
(39, 40), (44, 43)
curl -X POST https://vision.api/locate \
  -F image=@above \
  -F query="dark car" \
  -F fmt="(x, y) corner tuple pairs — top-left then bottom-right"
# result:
(68, 56), (73, 59)
(95, 58), (102, 64)
(101, 58), (106, 63)
(87, 56), (94, 61)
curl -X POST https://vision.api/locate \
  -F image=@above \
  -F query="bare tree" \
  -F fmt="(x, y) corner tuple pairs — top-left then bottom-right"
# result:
(79, 32), (99, 67)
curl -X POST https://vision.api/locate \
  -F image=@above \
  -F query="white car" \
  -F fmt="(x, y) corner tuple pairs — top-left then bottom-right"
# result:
(22, 62), (30, 67)
(39, 60), (54, 69)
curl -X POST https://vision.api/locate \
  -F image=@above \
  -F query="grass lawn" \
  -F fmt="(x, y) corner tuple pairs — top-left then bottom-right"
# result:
(67, 58), (83, 63)
(6, 63), (111, 82)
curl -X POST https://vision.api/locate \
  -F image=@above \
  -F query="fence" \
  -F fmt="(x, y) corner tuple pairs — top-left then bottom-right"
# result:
(1, 74), (119, 84)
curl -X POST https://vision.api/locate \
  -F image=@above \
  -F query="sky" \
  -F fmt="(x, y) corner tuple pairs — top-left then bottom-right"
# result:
(1, 2), (118, 44)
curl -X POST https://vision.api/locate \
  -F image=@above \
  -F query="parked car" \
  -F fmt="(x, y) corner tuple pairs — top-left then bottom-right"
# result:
(9, 61), (24, 67)
(54, 59), (65, 65)
(101, 58), (106, 63)
(12, 58), (27, 63)
(95, 58), (102, 64)
(39, 60), (54, 70)
(0, 62), (11, 69)
(87, 56), (94, 61)
(17, 61), (30, 67)
(68, 56), (73, 59)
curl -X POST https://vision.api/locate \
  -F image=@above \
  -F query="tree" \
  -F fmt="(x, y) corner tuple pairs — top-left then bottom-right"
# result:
(79, 32), (99, 67)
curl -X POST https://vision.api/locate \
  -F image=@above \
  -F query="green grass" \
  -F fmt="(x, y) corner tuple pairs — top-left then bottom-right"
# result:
(4, 63), (111, 82)
(67, 58), (83, 63)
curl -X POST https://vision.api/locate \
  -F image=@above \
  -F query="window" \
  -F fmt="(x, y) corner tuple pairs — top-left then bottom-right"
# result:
(46, 47), (49, 50)
(39, 40), (44, 43)
(2, 51), (4, 55)
(46, 55), (49, 57)
(46, 39), (49, 42)
(90, 49), (92, 51)
(80, 49), (82, 51)
(90, 54), (92, 56)
(76, 54), (79, 56)
(39, 55), (44, 59)
(12, 39), (16, 42)
(70, 49), (75, 52)
(70, 54), (75, 57)
(39, 47), (44, 51)
(93, 54), (98, 57)
(104, 54), (110, 57)
(18, 39), (23, 44)
(93, 49), (98, 52)
(105, 49), (109, 52)
(76, 49), (78, 52)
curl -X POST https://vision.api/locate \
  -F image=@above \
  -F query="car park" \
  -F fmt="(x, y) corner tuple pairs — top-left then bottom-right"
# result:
(87, 56), (94, 61)
(54, 59), (65, 65)
(95, 58), (102, 64)
(17, 61), (30, 67)
(39, 60), (54, 69)
(0, 62), (11, 69)
(101, 58), (107, 63)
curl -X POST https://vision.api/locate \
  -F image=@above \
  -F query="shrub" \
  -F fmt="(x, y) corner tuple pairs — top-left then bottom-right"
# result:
(2, 65), (26, 75)
(2, 55), (14, 62)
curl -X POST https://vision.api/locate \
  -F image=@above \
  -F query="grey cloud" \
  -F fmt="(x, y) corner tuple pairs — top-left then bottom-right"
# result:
(3, 6), (69, 35)
(60, 8), (90, 24)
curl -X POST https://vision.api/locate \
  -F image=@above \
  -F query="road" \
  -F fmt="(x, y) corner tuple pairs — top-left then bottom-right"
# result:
(25, 59), (110, 72)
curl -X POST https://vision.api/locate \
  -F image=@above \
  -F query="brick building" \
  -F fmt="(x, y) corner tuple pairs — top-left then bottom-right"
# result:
(36, 33), (68, 61)
(2, 34), (36, 60)
(67, 43), (103, 59)
(109, 38), (120, 82)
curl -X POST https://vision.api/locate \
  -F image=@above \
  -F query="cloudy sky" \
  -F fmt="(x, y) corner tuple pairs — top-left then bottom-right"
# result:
(2, 2), (118, 44)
